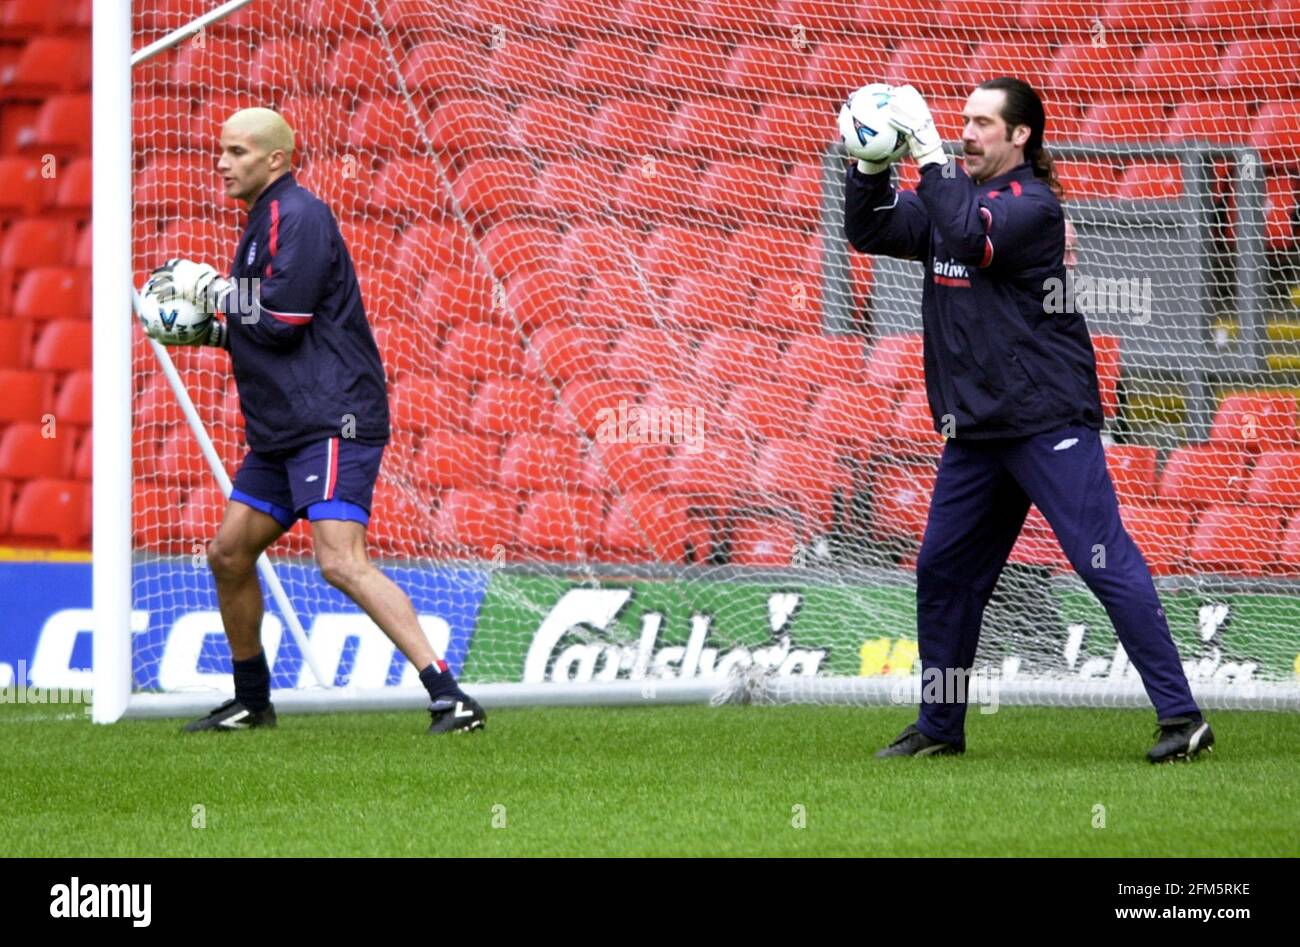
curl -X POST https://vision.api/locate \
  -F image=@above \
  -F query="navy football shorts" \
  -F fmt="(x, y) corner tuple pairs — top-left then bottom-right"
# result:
(230, 436), (384, 530)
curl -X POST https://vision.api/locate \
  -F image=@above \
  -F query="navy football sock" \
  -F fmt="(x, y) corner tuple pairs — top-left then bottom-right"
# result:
(420, 662), (468, 703)
(232, 651), (271, 712)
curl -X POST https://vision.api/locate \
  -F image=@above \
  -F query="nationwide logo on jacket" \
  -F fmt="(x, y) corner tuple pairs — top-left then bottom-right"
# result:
(932, 257), (971, 287)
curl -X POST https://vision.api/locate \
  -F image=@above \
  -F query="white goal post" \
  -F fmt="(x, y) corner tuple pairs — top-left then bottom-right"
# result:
(94, 0), (1300, 722)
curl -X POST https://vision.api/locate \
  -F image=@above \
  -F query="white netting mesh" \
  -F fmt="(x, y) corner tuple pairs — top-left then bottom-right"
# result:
(129, 0), (1300, 704)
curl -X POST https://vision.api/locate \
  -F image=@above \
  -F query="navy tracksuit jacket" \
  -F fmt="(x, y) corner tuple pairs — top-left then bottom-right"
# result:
(846, 160), (1199, 739)
(220, 172), (390, 454)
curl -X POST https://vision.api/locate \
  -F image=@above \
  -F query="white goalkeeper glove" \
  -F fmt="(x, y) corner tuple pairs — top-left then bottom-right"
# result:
(148, 258), (235, 316)
(838, 83), (908, 174)
(885, 84), (946, 169)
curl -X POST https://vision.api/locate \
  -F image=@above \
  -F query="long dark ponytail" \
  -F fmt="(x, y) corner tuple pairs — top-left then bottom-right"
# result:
(977, 77), (1062, 198)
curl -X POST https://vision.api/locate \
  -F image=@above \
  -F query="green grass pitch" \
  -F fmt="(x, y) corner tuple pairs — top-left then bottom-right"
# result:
(3, 703), (1297, 857)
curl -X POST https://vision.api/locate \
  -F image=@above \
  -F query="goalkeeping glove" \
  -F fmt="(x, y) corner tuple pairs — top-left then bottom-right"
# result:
(884, 84), (946, 169)
(148, 258), (235, 316)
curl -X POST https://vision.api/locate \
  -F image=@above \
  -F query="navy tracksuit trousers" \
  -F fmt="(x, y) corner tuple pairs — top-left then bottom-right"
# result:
(914, 424), (1201, 744)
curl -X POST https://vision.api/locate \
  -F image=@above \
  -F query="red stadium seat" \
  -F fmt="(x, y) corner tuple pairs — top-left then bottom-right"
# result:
(885, 40), (973, 96)
(1185, 0), (1266, 30)
(864, 333), (924, 392)
(722, 40), (807, 96)
(778, 163), (822, 225)
(582, 440), (673, 494)
(1208, 393), (1300, 451)
(0, 158), (49, 218)
(0, 37), (89, 96)
(517, 490), (602, 560)
(0, 422), (70, 479)
(639, 223), (731, 295)
(296, 157), (374, 217)
(501, 268), (576, 333)
(754, 438), (850, 530)
(249, 38), (314, 94)
(1271, 0), (1300, 32)
(73, 429), (91, 480)
(13, 267), (89, 321)
(670, 94), (754, 155)
(1106, 444), (1158, 501)
(642, 378), (726, 435)
(1119, 501), (1191, 575)
(136, 156), (228, 218)
(481, 223), (563, 278)
(618, 0), (703, 33)
(1079, 100), (1171, 145)
(644, 37), (731, 94)
(602, 492), (705, 564)
(55, 370), (93, 428)
(1218, 39), (1300, 96)
(515, 97), (589, 156)
(1020, 0), (1106, 33)
(469, 377), (557, 435)
(749, 273), (824, 334)
(587, 96), (676, 155)
(462, 0), (544, 33)
(965, 40), (1053, 93)
(724, 379), (812, 440)
(32, 94), (90, 155)
(31, 319), (90, 371)
(451, 159), (534, 222)
(1265, 172), (1299, 251)
(1249, 101), (1300, 169)
(323, 38), (393, 95)
(560, 37), (651, 98)
(1100, 0), (1191, 32)
(1246, 450), (1300, 508)
(179, 484), (227, 541)
(426, 96), (510, 158)
(668, 438), (755, 509)
(279, 95), (351, 158)
(535, 157), (623, 217)
(1008, 506), (1071, 571)
(388, 377), (472, 434)
(403, 40), (486, 95)
(664, 272), (752, 331)
(1, 218), (74, 271)
(525, 325), (612, 384)
(1045, 43), (1138, 94)
(306, 0), (382, 34)
(366, 481), (437, 560)
(556, 224), (640, 284)
(417, 269), (494, 327)
(802, 40), (892, 97)
(692, 329), (783, 390)
(417, 429), (501, 489)
(440, 322), (526, 379)
(577, 272), (660, 331)
(432, 488), (519, 559)
(10, 478), (87, 547)
(783, 334), (868, 393)
(697, 0), (781, 32)
(1132, 42), (1219, 100)
(870, 461), (936, 544)
(498, 433), (583, 491)
(394, 223), (476, 278)
(171, 37), (247, 94)
(806, 381), (893, 458)
(1158, 443), (1247, 505)
(695, 160), (785, 222)
(349, 97), (425, 155)
(730, 515), (799, 567)
(886, 384), (945, 456)
(0, 323), (33, 370)
(1092, 332), (1120, 417)
(555, 378), (640, 438)
(755, 95), (835, 160)
(484, 39), (569, 95)
(1119, 161), (1183, 200)
(1189, 504), (1282, 574)
(614, 156), (704, 221)
(0, 0), (59, 36)
(1055, 160), (1122, 199)
(607, 328), (693, 385)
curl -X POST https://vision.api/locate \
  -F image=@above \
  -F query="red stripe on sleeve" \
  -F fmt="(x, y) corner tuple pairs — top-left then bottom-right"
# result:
(269, 199), (280, 257)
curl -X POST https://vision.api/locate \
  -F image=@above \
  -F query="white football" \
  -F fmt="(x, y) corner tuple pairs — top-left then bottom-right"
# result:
(139, 290), (210, 346)
(847, 84), (901, 163)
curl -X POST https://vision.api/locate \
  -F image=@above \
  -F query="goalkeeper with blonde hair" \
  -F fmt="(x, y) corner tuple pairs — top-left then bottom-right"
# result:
(141, 108), (486, 735)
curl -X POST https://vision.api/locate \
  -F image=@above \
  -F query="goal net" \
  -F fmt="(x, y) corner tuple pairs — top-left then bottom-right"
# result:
(114, 0), (1300, 716)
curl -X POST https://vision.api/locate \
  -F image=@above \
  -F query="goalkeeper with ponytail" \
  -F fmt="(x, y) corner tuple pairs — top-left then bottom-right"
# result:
(843, 77), (1210, 764)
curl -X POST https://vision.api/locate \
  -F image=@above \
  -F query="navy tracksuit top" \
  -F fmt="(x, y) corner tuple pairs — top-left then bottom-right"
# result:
(844, 160), (1103, 440)
(220, 172), (390, 453)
